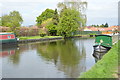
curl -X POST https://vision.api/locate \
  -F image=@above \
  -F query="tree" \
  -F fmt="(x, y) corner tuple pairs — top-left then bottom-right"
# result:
(46, 23), (58, 36)
(57, 8), (81, 37)
(104, 23), (109, 27)
(57, 0), (87, 27)
(100, 24), (104, 27)
(46, 9), (59, 36)
(1, 11), (23, 32)
(52, 9), (59, 25)
(0, 17), (1, 26)
(36, 9), (55, 26)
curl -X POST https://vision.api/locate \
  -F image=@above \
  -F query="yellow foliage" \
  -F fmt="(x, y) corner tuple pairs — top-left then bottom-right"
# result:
(41, 18), (52, 25)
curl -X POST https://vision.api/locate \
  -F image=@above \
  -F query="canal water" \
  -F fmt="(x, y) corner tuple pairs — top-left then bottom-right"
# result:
(1, 38), (95, 78)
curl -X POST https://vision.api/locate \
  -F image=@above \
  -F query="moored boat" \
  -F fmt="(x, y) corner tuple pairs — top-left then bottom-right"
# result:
(92, 50), (108, 62)
(0, 32), (17, 44)
(93, 35), (112, 52)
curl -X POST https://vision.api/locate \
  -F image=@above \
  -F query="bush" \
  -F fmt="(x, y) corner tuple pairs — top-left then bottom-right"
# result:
(89, 33), (97, 35)
(17, 27), (39, 36)
(39, 29), (46, 37)
(0, 27), (11, 32)
(0, 26), (40, 37)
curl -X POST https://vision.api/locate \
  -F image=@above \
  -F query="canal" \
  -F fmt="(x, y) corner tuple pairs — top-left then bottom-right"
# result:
(1, 38), (95, 78)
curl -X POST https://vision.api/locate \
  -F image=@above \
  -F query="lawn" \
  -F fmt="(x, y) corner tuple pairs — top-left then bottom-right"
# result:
(18, 36), (62, 40)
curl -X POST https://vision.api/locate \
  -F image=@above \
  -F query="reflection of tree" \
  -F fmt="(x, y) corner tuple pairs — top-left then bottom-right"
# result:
(56, 39), (86, 78)
(37, 41), (59, 63)
(37, 39), (86, 78)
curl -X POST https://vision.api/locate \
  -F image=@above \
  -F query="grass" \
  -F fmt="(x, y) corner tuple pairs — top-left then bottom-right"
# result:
(18, 35), (93, 40)
(80, 41), (119, 78)
(18, 36), (62, 40)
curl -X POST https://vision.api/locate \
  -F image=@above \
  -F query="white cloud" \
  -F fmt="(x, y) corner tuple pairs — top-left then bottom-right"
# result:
(86, 0), (118, 26)
(0, 0), (63, 3)
(0, 0), (119, 26)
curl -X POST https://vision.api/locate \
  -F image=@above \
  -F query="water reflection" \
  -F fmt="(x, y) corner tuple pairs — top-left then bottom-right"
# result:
(1, 45), (20, 65)
(2, 38), (95, 78)
(36, 39), (86, 77)
(0, 45), (17, 57)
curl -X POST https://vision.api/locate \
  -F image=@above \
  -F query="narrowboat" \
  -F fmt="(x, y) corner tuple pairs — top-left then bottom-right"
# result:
(93, 35), (112, 52)
(0, 32), (17, 44)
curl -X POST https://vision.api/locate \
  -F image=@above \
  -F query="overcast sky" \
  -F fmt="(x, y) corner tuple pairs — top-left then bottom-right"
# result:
(0, 0), (119, 26)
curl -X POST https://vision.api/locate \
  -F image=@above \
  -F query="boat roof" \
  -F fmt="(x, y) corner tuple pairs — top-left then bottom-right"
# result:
(0, 32), (14, 35)
(95, 34), (112, 37)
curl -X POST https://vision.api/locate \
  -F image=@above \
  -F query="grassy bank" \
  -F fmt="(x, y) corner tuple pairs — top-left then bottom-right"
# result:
(18, 35), (94, 40)
(80, 41), (119, 78)
(18, 36), (62, 40)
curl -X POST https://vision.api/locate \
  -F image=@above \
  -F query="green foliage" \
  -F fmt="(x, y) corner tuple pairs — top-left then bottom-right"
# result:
(104, 23), (109, 27)
(41, 18), (52, 25)
(40, 18), (52, 29)
(52, 9), (59, 25)
(36, 9), (55, 26)
(89, 33), (97, 35)
(57, 8), (81, 37)
(46, 23), (57, 36)
(57, 1), (87, 27)
(39, 29), (46, 37)
(100, 24), (105, 27)
(0, 17), (1, 26)
(46, 9), (59, 36)
(1, 11), (23, 32)
(91, 23), (109, 28)
(91, 24), (99, 27)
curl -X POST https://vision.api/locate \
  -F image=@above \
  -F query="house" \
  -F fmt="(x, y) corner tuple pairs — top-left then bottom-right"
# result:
(84, 26), (118, 32)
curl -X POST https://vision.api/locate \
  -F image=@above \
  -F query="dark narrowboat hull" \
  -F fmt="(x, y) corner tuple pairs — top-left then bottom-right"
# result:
(0, 39), (17, 45)
(93, 45), (111, 52)
(92, 50), (108, 62)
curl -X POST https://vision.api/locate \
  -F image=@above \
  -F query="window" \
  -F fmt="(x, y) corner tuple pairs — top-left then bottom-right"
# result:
(8, 36), (11, 39)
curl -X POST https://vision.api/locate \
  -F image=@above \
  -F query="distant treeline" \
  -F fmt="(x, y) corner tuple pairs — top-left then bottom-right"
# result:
(91, 23), (109, 27)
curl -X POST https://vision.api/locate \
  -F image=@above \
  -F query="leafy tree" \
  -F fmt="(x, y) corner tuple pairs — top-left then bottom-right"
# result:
(104, 23), (109, 27)
(97, 25), (99, 27)
(46, 23), (57, 36)
(52, 9), (59, 25)
(40, 18), (52, 28)
(36, 9), (55, 26)
(0, 17), (1, 26)
(57, 8), (81, 37)
(100, 24), (105, 27)
(46, 9), (59, 36)
(57, 1), (87, 27)
(1, 11), (23, 32)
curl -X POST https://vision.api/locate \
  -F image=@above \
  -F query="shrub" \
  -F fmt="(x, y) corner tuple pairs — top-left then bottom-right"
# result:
(0, 27), (11, 32)
(0, 26), (43, 37)
(39, 29), (46, 37)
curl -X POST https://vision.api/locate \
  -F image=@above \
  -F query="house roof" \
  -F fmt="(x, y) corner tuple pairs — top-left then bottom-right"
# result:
(84, 26), (119, 31)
